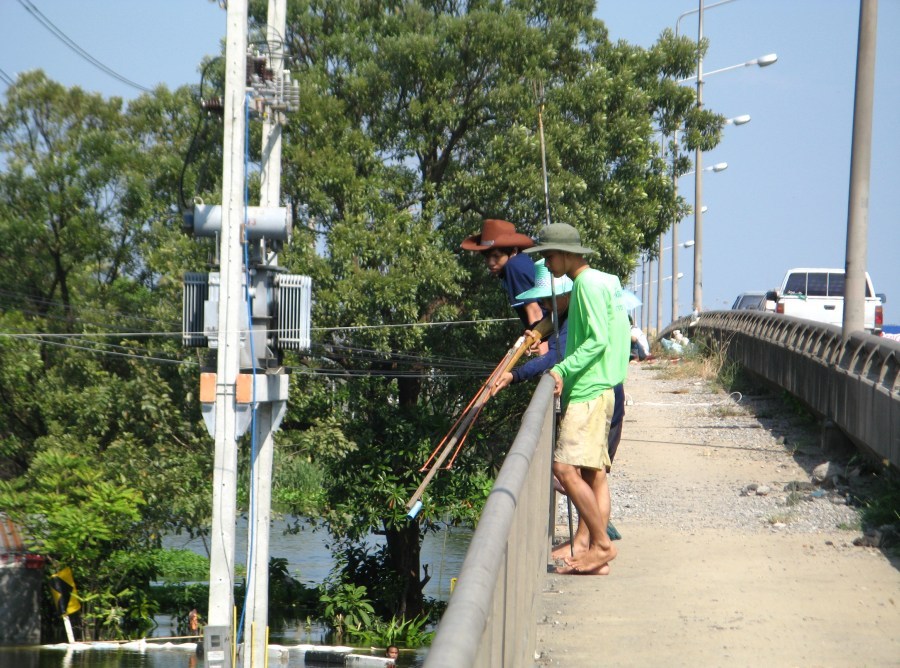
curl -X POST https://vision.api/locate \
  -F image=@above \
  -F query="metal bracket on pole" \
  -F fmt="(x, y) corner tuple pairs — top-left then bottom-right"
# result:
(199, 372), (290, 438)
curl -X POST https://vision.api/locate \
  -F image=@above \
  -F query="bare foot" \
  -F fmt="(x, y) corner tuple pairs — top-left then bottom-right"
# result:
(551, 540), (588, 560)
(553, 562), (610, 575)
(565, 542), (617, 573)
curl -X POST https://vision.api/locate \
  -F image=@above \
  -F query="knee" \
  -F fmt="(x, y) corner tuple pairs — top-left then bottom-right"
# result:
(553, 462), (577, 483)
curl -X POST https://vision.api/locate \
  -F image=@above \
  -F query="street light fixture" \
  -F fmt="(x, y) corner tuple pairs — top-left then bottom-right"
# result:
(678, 53), (778, 83)
(726, 114), (752, 126)
(683, 162), (729, 177)
(634, 272), (685, 289)
(664, 240), (695, 252)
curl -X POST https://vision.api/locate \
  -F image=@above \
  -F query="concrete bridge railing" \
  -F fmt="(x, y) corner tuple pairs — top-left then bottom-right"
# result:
(663, 311), (900, 469)
(424, 375), (555, 668)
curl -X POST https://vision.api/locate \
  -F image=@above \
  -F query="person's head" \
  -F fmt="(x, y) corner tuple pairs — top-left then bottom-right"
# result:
(386, 645), (400, 659)
(516, 259), (574, 312)
(460, 219), (534, 277)
(481, 247), (516, 276)
(523, 223), (594, 279)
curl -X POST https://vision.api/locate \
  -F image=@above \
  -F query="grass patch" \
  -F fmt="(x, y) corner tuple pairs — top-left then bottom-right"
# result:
(860, 473), (900, 529)
(779, 390), (819, 427)
(784, 491), (805, 507)
(710, 404), (744, 418)
(153, 548), (210, 583)
(767, 511), (795, 525)
(652, 351), (720, 382)
(652, 335), (743, 393)
(837, 518), (862, 531)
(273, 455), (328, 515)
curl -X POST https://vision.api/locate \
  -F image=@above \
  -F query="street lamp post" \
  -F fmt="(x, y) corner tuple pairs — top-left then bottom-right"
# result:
(659, 240), (694, 330)
(690, 49), (776, 314)
(693, 0), (705, 315)
(673, 1), (762, 317)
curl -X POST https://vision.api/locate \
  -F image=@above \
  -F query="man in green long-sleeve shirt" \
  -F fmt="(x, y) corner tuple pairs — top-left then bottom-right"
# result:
(525, 223), (630, 575)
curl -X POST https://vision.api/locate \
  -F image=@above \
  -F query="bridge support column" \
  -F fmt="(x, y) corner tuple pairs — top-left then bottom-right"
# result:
(820, 419), (855, 460)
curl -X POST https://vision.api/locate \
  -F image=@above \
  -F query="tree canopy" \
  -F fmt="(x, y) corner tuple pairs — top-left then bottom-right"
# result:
(266, 0), (720, 617)
(0, 0), (721, 635)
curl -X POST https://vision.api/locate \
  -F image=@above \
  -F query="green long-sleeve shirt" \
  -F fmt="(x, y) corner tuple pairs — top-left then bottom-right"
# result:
(552, 268), (630, 406)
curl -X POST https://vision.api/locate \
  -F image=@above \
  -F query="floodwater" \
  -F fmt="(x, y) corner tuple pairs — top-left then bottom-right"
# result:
(0, 517), (471, 668)
(0, 645), (426, 667)
(161, 516), (471, 603)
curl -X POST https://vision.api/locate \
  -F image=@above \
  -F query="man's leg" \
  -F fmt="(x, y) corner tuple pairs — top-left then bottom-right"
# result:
(551, 470), (589, 559)
(551, 391), (616, 573)
(553, 461), (616, 573)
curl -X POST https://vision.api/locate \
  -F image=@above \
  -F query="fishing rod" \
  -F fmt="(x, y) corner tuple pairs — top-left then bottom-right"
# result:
(405, 320), (553, 519)
(534, 80), (575, 556)
(405, 85), (564, 521)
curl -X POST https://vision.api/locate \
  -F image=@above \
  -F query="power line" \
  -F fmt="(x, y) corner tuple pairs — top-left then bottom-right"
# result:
(0, 333), (489, 379)
(0, 287), (520, 334)
(2, 332), (191, 366)
(0, 67), (14, 86)
(16, 0), (152, 93)
(312, 317), (520, 332)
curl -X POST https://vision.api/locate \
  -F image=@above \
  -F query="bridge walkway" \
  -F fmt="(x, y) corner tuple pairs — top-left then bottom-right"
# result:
(534, 360), (900, 667)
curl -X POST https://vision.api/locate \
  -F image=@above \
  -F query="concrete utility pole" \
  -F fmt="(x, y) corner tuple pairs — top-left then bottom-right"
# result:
(242, 0), (288, 666)
(692, 0), (705, 315)
(843, 0), (878, 340)
(671, 139), (681, 322)
(206, 1), (248, 666)
(657, 135), (665, 332)
(180, 3), (306, 666)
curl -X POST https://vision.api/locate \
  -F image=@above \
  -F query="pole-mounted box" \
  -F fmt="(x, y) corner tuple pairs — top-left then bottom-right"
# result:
(184, 204), (292, 242)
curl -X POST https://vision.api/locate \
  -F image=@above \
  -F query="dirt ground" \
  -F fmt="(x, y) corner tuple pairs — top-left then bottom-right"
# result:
(535, 362), (900, 668)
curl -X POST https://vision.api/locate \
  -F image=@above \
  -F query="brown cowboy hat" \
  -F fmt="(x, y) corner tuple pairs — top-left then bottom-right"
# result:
(460, 219), (535, 252)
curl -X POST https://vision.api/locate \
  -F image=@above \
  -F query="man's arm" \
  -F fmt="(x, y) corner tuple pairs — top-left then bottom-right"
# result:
(553, 278), (610, 379)
(524, 302), (549, 354)
(524, 301), (544, 328)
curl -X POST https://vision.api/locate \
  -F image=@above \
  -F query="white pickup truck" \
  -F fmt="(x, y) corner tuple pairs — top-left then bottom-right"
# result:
(766, 268), (885, 334)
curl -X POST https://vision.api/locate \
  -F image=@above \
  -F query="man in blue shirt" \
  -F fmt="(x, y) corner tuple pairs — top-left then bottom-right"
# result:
(461, 219), (545, 329)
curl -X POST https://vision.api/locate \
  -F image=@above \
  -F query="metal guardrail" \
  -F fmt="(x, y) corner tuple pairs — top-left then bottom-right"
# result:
(662, 311), (900, 469)
(424, 375), (555, 668)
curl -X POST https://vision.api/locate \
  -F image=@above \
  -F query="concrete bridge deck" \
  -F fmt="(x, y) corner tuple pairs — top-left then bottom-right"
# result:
(535, 361), (900, 667)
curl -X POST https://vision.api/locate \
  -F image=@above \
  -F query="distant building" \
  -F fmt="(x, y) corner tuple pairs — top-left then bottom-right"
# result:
(0, 513), (45, 645)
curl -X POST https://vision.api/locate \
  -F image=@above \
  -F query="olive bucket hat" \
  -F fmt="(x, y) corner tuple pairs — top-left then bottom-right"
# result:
(523, 223), (595, 256)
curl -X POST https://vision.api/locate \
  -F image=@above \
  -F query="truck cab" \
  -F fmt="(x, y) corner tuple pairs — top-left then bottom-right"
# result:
(766, 268), (885, 334)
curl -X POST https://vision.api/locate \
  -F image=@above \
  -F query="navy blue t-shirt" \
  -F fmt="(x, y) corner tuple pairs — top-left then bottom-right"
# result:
(500, 253), (544, 327)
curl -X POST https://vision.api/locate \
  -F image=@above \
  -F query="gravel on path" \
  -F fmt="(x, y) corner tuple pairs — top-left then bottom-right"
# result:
(538, 359), (900, 667)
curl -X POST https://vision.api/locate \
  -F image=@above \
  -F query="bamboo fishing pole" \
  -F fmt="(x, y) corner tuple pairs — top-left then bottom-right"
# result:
(405, 320), (553, 519)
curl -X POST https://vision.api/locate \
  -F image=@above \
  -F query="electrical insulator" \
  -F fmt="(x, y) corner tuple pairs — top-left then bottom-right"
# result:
(201, 98), (225, 115)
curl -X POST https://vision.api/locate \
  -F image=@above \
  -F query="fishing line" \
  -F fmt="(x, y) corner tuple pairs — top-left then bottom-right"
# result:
(628, 392), (744, 407)
(534, 79), (573, 556)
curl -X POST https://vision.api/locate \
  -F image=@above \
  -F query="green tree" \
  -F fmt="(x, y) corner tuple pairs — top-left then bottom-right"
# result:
(0, 71), (216, 639)
(267, 0), (722, 619)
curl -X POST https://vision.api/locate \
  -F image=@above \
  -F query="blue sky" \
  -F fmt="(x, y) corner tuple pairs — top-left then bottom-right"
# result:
(2, 1), (898, 326)
(597, 0), (900, 325)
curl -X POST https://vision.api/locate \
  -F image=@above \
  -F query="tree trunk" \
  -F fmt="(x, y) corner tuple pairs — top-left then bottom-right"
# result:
(384, 520), (428, 619)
